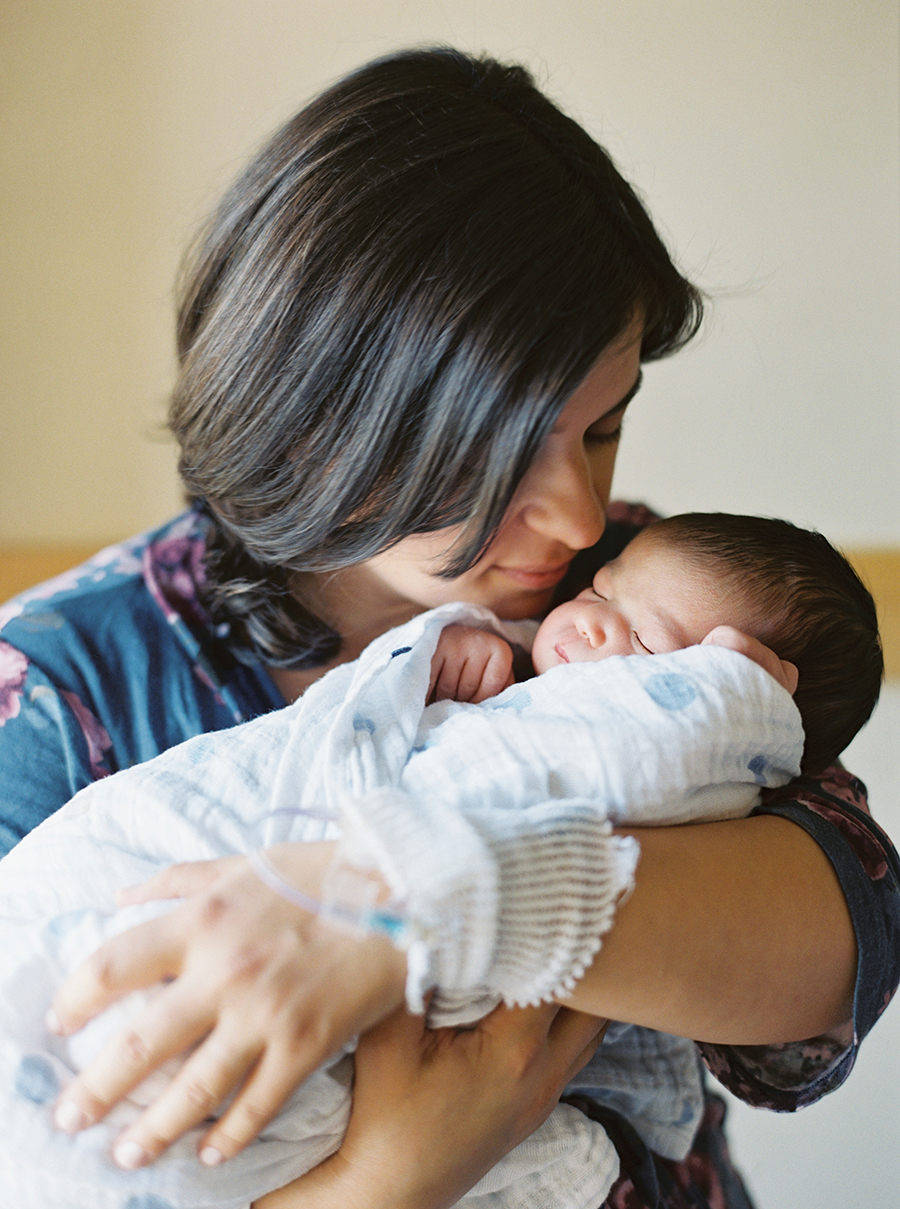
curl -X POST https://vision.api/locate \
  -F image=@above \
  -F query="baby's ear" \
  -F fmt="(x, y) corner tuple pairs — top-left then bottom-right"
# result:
(700, 624), (756, 655)
(777, 658), (800, 697)
(701, 626), (798, 696)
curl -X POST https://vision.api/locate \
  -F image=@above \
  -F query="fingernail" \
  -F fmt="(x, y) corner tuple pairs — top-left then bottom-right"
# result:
(54, 1100), (89, 1133)
(45, 1007), (62, 1035)
(113, 1140), (148, 1169)
(199, 1146), (225, 1167)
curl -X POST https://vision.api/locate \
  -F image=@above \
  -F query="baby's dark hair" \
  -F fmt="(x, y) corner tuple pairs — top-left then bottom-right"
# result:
(649, 513), (883, 774)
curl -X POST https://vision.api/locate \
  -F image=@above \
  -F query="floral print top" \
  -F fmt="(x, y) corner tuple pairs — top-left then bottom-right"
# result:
(0, 511), (284, 854)
(1, 505), (898, 1208)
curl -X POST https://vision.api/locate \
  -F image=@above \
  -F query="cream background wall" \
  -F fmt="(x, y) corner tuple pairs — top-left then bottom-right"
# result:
(2, 4), (899, 1207)
(2, 0), (898, 547)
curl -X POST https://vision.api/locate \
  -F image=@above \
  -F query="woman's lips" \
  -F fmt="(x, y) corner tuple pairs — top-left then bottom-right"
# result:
(497, 562), (571, 590)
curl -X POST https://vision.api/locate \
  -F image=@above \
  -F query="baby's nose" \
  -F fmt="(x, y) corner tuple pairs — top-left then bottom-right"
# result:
(574, 605), (609, 647)
(574, 604), (630, 655)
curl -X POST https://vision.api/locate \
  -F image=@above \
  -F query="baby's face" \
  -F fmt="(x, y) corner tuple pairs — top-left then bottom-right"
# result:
(531, 528), (751, 674)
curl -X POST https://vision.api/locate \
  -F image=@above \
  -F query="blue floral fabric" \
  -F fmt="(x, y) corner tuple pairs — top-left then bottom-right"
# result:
(0, 511), (283, 854)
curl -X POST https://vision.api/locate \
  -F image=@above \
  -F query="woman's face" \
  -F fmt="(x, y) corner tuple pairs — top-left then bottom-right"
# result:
(326, 320), (644, 630)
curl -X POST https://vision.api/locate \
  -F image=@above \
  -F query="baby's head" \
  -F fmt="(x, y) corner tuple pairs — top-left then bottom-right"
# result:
(532, 513), (883, 773)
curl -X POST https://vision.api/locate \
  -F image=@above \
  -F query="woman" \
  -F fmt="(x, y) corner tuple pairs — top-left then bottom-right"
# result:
(1, 48), (896, 1209)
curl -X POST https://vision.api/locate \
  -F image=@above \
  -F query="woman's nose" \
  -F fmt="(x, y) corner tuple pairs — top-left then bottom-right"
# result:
(516, 447), (608, 551)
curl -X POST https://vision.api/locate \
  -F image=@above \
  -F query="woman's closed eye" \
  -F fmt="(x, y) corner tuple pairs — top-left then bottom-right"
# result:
(584, 420), (624, 447)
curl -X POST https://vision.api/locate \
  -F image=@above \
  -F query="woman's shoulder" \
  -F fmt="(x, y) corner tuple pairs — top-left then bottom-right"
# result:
(0, 509), (280, 719)
(0, 511), (284, 851)
(0, 512), (204, 638)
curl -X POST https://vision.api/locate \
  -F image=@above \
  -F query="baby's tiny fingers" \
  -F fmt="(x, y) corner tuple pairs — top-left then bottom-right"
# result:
(469, 647), (515, 703)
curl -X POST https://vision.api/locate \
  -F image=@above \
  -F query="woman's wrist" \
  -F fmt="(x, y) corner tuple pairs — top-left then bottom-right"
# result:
(251, 1148), (423, 1209)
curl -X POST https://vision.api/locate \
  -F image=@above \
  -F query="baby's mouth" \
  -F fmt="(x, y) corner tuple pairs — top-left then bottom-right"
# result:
(554, 643), (570, 664)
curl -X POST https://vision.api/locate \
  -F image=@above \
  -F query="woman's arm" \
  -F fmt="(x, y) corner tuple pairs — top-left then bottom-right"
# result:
(560, 814), (856, 1043)
(564, 766), (900, 1116)
(50, 771), (897, 1160)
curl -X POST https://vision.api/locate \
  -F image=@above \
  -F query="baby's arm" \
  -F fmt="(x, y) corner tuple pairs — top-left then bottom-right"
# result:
(428, 624), (515, 703)
(701, 625), (799, 696)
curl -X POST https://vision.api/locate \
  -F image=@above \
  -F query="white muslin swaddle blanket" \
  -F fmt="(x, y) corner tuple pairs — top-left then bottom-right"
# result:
(0, 603), (803, 1209)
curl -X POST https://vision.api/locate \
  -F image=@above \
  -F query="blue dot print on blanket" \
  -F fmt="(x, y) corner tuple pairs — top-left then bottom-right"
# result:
(14, 1055), (59, 1104)
(352, 713), (376, 735)
(643, 673), (697, 711)
(125, 1197), (176, 1209)
(747, 754), (768, 785)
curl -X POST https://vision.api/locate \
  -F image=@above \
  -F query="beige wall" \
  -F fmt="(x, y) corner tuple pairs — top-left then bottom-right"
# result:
(3, 1), (898, 548)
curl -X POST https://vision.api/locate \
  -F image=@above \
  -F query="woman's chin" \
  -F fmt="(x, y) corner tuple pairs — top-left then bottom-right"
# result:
(490, 588), (555, 622)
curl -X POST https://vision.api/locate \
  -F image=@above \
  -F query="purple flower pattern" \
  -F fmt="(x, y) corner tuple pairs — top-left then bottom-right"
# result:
(0, 642), (28, 726)
(60, 691), (112, 780)
(142, 513), (209, 630)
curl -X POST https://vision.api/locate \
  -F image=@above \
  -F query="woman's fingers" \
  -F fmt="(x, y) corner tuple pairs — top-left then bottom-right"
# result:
(49, 844), (408, 1166)
(108, 1023), (262, 1168)
(479, 1002), (607, 1104)
(116, 856), (241, 907)
(198, 1042), (323, 1165)
(546, 1004), (609, 1081)
(333, 1002), (611, 1209)
(53, 975), (215, 1137)
(49, 912), (184, 1036)
(701, 625), (799, 695)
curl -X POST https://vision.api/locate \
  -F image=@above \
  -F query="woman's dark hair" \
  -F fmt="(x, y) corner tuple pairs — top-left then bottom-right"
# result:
(170, 47), (703, 667)
(650, 513), (884, 773)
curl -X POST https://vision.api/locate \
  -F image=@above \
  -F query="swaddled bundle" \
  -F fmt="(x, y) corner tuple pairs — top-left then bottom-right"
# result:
(0, 603), (803, 1209)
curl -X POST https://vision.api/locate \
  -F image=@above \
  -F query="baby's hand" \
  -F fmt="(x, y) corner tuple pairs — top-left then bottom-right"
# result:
(701, 625), (799, 696)
(429, 624), (515, 704)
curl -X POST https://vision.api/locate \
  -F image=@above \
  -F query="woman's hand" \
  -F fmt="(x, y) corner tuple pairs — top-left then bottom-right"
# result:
(48, 843), (407, 1170)
(254, 1002), (608, 1209)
